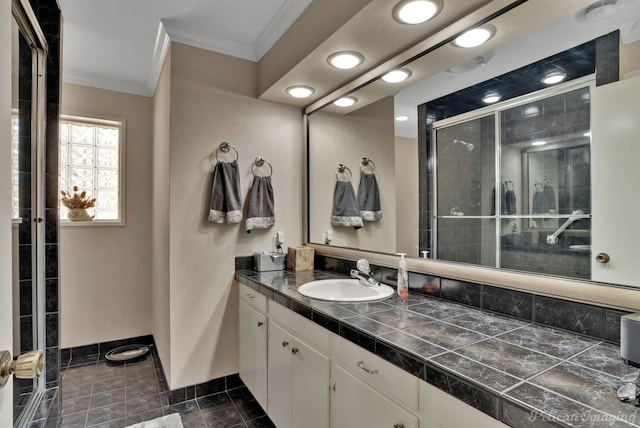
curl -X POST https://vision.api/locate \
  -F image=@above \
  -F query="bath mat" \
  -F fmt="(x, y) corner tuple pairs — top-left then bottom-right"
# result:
(126, 413), (183, 428)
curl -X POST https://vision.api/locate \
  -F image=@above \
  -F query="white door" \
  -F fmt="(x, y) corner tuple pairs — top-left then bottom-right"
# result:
(238, 299), (268, 410)
(591, 75), (640, 286)
(1, 0), (15, 424)
(267, 321), (293, 428)
(291, 336), (330, 428)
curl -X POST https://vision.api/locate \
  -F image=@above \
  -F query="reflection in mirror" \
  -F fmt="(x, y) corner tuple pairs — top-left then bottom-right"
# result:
(307, 0), (640, 287)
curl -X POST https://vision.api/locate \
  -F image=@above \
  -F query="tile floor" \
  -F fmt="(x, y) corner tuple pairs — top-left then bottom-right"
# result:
(55, 349), (275, 428)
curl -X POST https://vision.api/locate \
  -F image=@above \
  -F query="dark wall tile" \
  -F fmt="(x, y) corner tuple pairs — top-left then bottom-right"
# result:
(441, 279), (481, 308)
(482, 286), (533, 321)
(235, 256), (253, 271)
(605, 309), (629, 344)
(409, 272), (440, 297)
(45, 313), (58, 348)
(534, 296), (603, 338)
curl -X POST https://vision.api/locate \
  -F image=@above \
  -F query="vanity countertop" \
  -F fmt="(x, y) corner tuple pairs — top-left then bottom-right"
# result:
(236, 269), (640, 428)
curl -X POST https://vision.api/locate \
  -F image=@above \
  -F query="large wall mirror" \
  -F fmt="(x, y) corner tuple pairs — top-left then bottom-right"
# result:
(307, 0), (640, 289)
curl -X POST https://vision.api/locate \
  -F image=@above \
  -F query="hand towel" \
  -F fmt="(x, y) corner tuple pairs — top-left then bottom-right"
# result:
(331, 180), (363, 229)
(544, 183), (556, 213)
(532, 190), (547, 214)
(245, 175), (275, 233)
(208, 160), (242, 224)
(357, 171), (382, 222)
(491, 183), (507, 216)
(505, 187), (517, 215)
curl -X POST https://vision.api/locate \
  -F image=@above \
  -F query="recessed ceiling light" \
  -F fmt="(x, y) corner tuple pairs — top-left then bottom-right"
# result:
(286, 86), (315, 98)
(328, 51), (364, 70)
(334, 96), (357, 107)
(453, 25), (496, 48)
(382, 68), (412, 83)
(482, 92), (501, 104)
(541, 71), (567, 85)
(392, 0), (442, 25)
(395, 115), (410, 121)
(531, 140), (547, 146)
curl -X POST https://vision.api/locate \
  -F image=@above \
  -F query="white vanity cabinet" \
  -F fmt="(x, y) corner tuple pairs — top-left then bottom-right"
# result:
(267, 301), (331, 428)
(419, 381), (509, 428)
(238, 284), (268, 411)
(330, 335), (419, 428)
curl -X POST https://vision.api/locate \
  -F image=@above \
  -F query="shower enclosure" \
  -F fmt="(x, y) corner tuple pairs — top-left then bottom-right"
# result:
(430, 81), (592, 280)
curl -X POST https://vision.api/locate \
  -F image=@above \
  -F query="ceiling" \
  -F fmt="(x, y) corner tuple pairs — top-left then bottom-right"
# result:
(58, 0), (314, 96)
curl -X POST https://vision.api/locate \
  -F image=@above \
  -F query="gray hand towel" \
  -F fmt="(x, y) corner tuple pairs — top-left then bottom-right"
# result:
(246, 175), (275, 233)
(532, 190), (546, 214)
(208, 160), (242, 224)
(331, 180), (363, 229)
(544, 183), (556, 213)
(357, 171), (382, 221)
(505, 188), (516, 215)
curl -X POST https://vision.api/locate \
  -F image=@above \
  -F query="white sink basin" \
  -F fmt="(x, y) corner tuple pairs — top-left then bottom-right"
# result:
(297, 279), (394, 302)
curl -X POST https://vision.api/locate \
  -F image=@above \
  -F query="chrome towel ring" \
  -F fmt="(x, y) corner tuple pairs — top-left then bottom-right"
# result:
(360, 157), (376, 173)
(252, 156), (273, 177)
(336, 164), (352, 181)
(216, 142), (239, 162)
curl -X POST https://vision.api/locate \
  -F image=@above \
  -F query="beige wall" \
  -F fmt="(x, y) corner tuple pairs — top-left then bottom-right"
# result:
(395, 136), (418, 256)
(152, 47), (172, 380)
(163, 42), (303, 389)
(308, 97), (396, 253)
(60, 83), (153, 347)
(622, 39), (640, 78)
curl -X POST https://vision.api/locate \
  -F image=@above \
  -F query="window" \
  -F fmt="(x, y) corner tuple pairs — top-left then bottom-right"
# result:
(59, 116), (125, 224)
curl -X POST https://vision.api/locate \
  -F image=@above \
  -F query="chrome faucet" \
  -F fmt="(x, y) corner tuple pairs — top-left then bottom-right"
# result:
(350, 259), (380, 287)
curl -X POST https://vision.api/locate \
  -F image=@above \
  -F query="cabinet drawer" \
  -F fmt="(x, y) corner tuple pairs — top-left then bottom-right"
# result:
(239, 283), (267, 313)
(331, 335), (419, 412)
(269, 301), (330, 354)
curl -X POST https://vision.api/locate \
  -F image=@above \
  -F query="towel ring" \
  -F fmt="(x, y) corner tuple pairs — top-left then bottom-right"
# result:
(216, 142), (239, 162)
(360, 157), (376, 174)
(252, 156), (273, 177)
(505, 180), (514, 191)
(336, 164), (352, 182)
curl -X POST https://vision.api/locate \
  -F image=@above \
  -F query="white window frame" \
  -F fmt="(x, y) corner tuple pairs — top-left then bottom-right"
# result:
(59, 114), (126, 226)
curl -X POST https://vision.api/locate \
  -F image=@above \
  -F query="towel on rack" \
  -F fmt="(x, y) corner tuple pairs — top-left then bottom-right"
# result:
(532, 189), (546, 214)
(245, 175), (275, 233)
(491, 183), (507, 216)
(505, 186), (517, 215)
(357, 171), (382, 222)
(208, 160), (243, 224)
(331, 180), (363, 229)
(544, 183), (556, 213)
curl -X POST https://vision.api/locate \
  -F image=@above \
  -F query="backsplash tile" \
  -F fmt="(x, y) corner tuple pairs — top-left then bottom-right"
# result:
(534, 296), (603, 338)
(482, 285), (533, 321)
(441, 278), (481, 308)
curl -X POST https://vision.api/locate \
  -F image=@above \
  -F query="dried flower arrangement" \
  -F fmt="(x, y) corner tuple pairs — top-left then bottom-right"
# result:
(60, 186), (96, 209)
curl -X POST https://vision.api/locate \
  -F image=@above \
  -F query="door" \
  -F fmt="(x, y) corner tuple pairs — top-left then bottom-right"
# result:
(267, 321), (292, 428)
(591, 75), (640, 286)
(1, 0), (15, 424)
(331, 362), (418, 428)
(291, 335), (330, 428)
(238, 299), (268, 410)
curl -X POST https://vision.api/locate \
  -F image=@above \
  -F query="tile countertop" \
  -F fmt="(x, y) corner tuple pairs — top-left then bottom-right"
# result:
(235, 269), (640, 428)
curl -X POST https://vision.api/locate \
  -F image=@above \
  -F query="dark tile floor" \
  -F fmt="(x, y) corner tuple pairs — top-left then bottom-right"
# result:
(55, 350), (275, 428)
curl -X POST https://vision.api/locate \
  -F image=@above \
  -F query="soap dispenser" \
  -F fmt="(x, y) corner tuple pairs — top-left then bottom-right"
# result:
(396, 253), (408, 299)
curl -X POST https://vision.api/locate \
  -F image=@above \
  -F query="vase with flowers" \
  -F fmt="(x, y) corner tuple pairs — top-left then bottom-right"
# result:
(61, 186), (96, 221)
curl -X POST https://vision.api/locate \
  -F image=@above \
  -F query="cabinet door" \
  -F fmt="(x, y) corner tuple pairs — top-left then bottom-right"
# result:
(419, 381), (508, 428)
(267, 320), (293, 428)
(292, 336), (330, 428)
(591, 75), (640, 286)
(331, 362), (419, 428)
(238, 299), (268, 410)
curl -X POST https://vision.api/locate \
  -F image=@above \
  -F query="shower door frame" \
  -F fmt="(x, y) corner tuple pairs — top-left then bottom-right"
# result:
(12, 0), (48, 426)
(430, 75), (594, 271)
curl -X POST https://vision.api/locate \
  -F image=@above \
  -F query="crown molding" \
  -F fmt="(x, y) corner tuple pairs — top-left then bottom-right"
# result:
(148, 21), (171, 96)
(253, 0), (313, 60)
(64, 70), (152, 97)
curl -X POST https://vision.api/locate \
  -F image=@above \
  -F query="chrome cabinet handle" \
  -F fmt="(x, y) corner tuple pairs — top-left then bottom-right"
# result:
(291, 347), (299, 355)
(282, 341), (289, 348)
(246, 293), (255, 299)
(595, 253), (610, 263)
(356, 361), (378, 374)
(257, 321), (264, 327)
(393, 424), (405, 428)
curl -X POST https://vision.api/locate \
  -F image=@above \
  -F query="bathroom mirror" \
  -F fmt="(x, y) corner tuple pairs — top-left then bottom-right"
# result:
(307, 0), (640, 287)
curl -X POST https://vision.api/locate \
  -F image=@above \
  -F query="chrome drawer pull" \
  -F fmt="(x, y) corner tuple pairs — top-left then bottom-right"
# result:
(356, 361), (378, 374)
(257, 321), (264, 327)
(282, 341), (289, 348)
